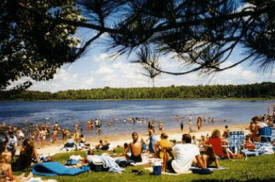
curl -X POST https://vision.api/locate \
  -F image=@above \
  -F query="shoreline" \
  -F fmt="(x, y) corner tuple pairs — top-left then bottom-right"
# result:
(1, 97), (275, 102)
(36, 123), (249, 156)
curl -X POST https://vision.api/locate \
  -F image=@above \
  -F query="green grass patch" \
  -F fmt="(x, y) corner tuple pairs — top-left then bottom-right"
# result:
(36, 152), (275, 182)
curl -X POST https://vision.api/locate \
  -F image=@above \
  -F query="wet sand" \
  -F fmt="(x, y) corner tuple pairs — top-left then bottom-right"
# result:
(36, 123), (249, 156)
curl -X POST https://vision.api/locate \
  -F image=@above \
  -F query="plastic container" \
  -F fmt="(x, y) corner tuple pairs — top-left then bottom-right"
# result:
(152, 161), (162, 175)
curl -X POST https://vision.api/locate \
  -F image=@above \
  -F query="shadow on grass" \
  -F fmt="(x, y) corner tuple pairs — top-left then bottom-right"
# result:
(192, 178), (275, 182)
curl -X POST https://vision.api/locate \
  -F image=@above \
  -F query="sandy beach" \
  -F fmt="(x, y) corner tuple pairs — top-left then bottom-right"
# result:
(36, 123), (249, 156)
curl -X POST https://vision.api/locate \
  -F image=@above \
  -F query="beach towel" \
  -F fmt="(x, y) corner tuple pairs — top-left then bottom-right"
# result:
(87, 155), (124, 173)
(32, 162), (90, 176)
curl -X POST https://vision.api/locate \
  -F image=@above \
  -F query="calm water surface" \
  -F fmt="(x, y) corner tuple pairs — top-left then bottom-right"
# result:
(0, 100), (274, 135)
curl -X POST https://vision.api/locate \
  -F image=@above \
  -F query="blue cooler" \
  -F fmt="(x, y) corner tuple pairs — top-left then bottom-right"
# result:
(153, 165), (162, 175)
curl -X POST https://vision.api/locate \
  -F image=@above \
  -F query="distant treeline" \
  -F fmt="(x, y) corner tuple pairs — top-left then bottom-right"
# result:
(1, 82), (275, 101)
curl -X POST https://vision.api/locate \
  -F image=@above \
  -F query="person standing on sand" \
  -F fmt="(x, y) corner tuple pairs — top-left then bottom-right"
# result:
(124, 132), (143, 163)
(52, 129), (58, 143)
(158, 121), (164, 132)
(7, 132), (17, 158)
(148, 130), (158, 153)
(180, 121), (184, 131)
(222, 125), (230, 139)
(86, 121), (91, 132)
(148, 120), (155, 132)
(197, 116), (202, 130)
(188, 119), (193, 133)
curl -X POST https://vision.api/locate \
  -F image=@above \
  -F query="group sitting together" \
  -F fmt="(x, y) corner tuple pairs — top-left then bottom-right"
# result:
(123, 131), (224, 174)
(122, 118), (274, 174)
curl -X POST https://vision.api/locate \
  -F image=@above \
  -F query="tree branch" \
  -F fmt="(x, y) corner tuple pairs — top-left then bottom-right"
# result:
(216, 52), (256, 71)
(73, 31), (103, 60)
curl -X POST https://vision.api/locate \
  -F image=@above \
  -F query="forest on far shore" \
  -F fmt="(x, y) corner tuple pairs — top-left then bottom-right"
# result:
(1, 82), (275, 101)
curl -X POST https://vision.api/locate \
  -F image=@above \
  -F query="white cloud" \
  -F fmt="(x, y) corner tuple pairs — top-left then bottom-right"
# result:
(8, 50), (275, 92)
(96, 67), (113, 74)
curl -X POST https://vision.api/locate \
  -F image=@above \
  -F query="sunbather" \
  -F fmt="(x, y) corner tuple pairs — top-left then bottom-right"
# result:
(124, 132), (142, 163)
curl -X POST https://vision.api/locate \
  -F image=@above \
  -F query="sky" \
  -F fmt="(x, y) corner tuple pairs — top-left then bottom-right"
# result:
(26, 44), (275, 93)
(13, 2), (275, 93)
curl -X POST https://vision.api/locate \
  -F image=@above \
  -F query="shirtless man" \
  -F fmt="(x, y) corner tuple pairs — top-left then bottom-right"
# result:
(124, 132), (142, 163)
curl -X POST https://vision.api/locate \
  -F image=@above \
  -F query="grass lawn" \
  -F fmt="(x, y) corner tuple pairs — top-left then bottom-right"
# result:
(33, 151), (275, 182)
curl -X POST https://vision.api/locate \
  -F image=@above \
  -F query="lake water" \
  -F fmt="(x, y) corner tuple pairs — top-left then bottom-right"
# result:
(0, 100), (274, 135)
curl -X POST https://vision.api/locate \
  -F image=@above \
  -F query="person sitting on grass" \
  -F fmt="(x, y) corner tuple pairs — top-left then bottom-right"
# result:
(205, 129), (241, 160)
(12, 138), (40, 171)
(95, 140), (110, 151)
(64, 134), (75, 148)
(124, 132), (142, 163)
(154, 132), (173, 159)
(0, 133), (33, 182)
(243, 135), (255, 150)
(166, 134), (206, 174)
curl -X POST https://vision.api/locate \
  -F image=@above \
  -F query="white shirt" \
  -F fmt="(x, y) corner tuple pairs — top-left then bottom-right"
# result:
(171, 143), (200, 174)
(9, 136), (18, 147)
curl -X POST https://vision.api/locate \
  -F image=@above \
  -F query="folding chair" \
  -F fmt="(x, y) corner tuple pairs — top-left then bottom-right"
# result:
(259, 127), (272, 143)
(228, 131), (245, 154)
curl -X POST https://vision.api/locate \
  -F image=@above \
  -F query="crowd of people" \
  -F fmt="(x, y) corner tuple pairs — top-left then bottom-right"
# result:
(0, 114), (221, 148)
(0, 110), (275, 181)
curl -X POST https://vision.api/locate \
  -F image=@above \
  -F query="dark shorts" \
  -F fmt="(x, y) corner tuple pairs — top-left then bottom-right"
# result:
(167, 159), (176, 173)
(130, 155), (142, 163)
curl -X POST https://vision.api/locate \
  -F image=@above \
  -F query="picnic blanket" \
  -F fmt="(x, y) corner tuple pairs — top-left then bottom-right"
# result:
(32, 162), (90, 176)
